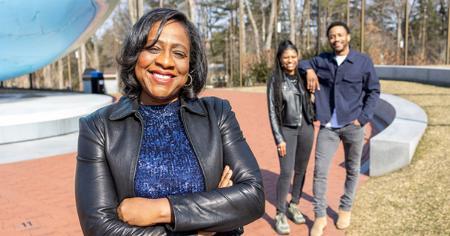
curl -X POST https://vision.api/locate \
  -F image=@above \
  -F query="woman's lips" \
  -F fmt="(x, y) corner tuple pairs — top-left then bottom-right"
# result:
(147, 71), (175, 84)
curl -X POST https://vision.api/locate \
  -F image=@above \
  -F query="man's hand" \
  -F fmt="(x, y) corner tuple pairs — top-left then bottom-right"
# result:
(117, 197), (171, 226)
(352, 119), (361, 127)
(306, 69), (320, 92)
(277, 142), (287, 157)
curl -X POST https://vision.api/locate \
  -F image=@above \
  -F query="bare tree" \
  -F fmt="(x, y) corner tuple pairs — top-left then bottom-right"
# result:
(239, 0), (246, 86)
(404, 0), (409, 65)
(264, 0), (278, 51)
(245, 0), (261, 62)
(128, 0), (144, 24)
(447, 1), (450, 64)
(56, 59), (64, 89)
(77, 44), (87, 91)
(361, 0), (366, 52)
(347, 0), (350, 26)
(316, 0), (321, 54)
(289, 0), (296, 43)
(187, 0), (197, 23)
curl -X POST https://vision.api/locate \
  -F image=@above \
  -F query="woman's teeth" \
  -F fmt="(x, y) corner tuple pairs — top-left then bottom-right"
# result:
(153, 73), (172, 79)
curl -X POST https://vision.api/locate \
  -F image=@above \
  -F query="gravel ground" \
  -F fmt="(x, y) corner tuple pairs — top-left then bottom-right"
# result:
(347, 81), (450, 236)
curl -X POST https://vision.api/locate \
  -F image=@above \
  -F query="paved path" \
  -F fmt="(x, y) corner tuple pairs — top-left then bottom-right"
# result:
(0, 89), (369, 235)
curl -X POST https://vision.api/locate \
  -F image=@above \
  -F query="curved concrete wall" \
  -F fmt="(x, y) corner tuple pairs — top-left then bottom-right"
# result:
(375, 65), (450, 86)
(0, 92), (112, 144)
(369, 94), (427, 176)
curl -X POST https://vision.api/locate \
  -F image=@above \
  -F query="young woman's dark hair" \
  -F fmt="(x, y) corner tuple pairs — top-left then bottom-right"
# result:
(117, 8), (207, 100)
(271, 40), (299, 121)
(326, 21), (350, 36)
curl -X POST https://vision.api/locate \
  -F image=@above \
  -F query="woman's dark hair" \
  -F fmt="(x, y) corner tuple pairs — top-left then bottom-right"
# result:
(326, 21), (350, 36)
(117, 8), (207, 100)
(270, 40), (299, 120)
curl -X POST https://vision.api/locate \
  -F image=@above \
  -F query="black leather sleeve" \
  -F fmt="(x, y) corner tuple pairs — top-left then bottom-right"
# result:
(75, 115), (167, 236)
(167, 99), (265, 232)
(267, 77), (285, 144)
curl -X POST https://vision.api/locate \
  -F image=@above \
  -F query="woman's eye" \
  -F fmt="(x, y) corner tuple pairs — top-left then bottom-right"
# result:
(173, 51), (187, 58)
(145, 47), (160, 54)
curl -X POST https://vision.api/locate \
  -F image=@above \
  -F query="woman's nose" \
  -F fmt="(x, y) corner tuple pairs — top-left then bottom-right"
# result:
(155, 49), (174, 69)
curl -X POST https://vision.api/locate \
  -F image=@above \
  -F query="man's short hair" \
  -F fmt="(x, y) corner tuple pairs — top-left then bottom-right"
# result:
(326, 21), (350, 36)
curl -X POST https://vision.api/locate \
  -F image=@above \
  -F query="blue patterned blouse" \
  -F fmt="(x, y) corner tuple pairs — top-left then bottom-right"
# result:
(134, 100), (205, 199)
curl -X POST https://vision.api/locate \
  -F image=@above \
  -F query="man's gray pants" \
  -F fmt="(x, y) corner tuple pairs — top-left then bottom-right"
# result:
(313, 124), (365, 217)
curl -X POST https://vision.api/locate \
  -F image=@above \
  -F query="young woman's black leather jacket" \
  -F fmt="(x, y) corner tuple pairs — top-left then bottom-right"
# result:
(75, 96), (265, 235)
(267, 74), (315, 144)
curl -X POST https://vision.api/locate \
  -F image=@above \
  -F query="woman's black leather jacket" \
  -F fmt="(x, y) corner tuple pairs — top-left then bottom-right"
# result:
(75, 96), (265, 235)
(267, 74), (315, 144)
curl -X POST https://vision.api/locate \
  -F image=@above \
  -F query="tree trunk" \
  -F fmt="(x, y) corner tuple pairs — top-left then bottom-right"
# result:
(67, 54), (72, 90)
(128, 0), (144, 25)
(420, 0), (428, 61)
(229, 8), (235, 87)
(447, 0), (450, 64)
(361, 0), (365, 52)
(396, 5), (402, 64)
(316, 0), (321, 54)
(261, 4), (266, 43)
(306, 0), (311, 51)
(289, 0), (296, 43)
(245, 0), (261, 62)
(92, 37), (100, 70)
(57, 58), (64, 89)
(264, 0), (278, 50)
(404, 0), (409, 65)
(187, 0), (197, 24)
(78, 44), (87, 91)
(239, 0), (246, 87)
(347, 0), (350, 26)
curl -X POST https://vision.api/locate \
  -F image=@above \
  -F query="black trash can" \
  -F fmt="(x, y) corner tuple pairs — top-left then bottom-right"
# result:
(82, 68), (106, 94)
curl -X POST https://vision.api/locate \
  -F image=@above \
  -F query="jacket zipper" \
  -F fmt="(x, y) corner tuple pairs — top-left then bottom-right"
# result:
(179, 108), (208, 191)
(131, 112), (145, 197)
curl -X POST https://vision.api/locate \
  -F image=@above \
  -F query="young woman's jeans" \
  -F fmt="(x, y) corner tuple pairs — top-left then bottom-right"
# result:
(312, 124), (365, 217)
(276, 117), (314, 214)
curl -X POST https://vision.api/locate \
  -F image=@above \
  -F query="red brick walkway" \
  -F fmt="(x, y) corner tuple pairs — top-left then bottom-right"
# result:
(0, 89), (369, 235)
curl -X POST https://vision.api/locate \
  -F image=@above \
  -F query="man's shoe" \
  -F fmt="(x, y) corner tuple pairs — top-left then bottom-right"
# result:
(336, 209), (351, 229)
(310, 216), (327, 236)
(274, 213), (290, 235)
(286, 203), (306, 224)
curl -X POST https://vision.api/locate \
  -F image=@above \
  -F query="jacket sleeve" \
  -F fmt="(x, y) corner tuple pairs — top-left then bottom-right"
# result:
(75, 115), (167, 236)
(357, 58), (380, 126)
(167, 99), (265, 232)
(298, 56), (319, 74)
(267, 76), (285, 144)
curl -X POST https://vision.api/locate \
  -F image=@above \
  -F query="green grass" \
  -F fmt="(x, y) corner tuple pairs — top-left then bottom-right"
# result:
(347, 81), (450, 236)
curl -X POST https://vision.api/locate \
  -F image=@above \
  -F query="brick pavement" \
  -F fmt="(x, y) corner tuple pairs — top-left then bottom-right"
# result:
(0, 89), (370, 235)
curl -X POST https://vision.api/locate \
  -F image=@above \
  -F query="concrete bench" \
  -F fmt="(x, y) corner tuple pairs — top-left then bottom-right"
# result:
(369, 93), (427, 176)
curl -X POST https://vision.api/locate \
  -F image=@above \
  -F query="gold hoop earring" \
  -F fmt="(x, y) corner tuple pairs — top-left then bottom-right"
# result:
(184, 74), (193, 87)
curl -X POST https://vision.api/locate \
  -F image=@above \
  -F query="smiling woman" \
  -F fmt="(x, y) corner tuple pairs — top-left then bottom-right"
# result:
(75, 8), (264, 236)
(135, 20), (190, 105)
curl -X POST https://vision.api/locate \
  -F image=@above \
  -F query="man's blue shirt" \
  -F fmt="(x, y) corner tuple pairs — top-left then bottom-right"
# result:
(299, 49), (380, 126)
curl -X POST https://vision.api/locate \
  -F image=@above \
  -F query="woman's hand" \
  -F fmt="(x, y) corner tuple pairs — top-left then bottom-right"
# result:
(277, 142), (287, 157)
(218, 165), (233, 188)
(197, 166), (234, 236)
(117, 197), (172, 226)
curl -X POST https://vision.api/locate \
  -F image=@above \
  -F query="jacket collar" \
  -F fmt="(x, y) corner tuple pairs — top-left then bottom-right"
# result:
(331, 48), (356, 64)
(345, 49), (357, 63)
(109, 96), (207, 120)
